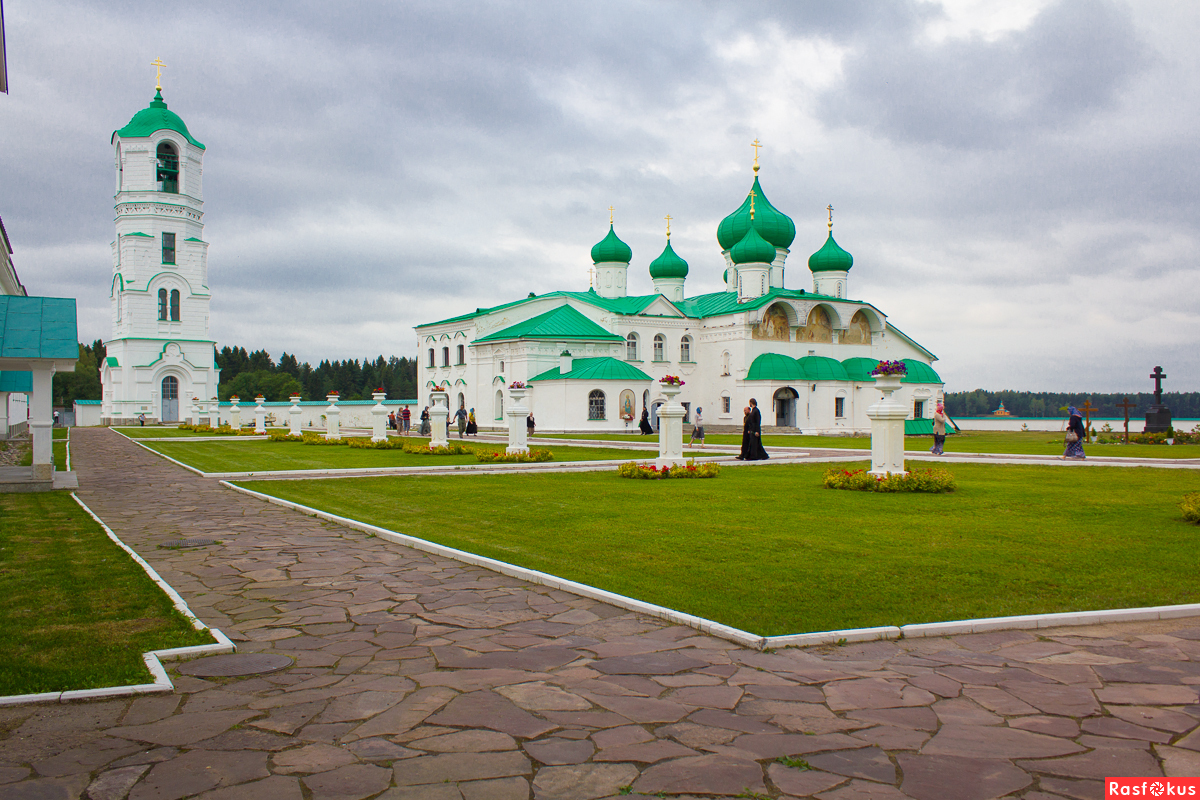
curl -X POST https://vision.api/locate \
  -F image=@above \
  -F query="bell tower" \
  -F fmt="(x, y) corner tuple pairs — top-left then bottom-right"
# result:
(102, 62), (218, 424)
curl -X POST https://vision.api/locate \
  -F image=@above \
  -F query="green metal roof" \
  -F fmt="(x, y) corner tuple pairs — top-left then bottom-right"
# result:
(901, 358), (943, 384)
(841, 357), (878, 382)
(474, 304), (624, 344)
(0, 296), (79, 360)
(746, 353), (805, 381)
(115, 90), (206, 149)
(0, 371), (33, 392)
(591, 225), (633, 264)
(808, 231), (854, 273)
(798, 355), (849, 381)
(420, 291), (666, 329)
(74, 399), (102, 405)
(730, 225), (778, 265)
(106, 356), (119, 367)
(125, 232), (152, 237)
(649, 239), (689, 279)
(717, 176), (796, 250)
(529, 357), (652, 383)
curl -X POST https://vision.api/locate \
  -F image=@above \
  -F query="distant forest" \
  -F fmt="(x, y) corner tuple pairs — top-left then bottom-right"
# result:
(52, 342), (419, 405)
(944, 390), (1200, 419)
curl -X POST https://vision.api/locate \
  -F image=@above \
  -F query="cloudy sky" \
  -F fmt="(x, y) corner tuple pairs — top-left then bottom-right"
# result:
(2, 0), (1197, 391)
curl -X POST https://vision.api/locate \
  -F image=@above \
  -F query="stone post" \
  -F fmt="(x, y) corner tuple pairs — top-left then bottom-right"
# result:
(254, 396), (267, 433)
(325, 394), (341, 440)
(188, 395), (200, 426)
(288, 395), (303, 436)
(208, 398), (220, 428)
(29, 364), (54, 481)
(371, 391), (388, 442)
(655, 383), (687, 469)
(429, 390), (450, 448)
(867, 374), (907, 477)
(229, 397), (241, 429)
(506, 385), (529, 454)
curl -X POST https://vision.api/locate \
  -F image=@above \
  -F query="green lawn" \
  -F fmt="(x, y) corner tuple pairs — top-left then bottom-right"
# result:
(52, 428), (69, 440)
(141, 437), (659, 473)
(0, 493), (214, 695)
(114, 426), (279, 438)
(239, 462), (1200, 636)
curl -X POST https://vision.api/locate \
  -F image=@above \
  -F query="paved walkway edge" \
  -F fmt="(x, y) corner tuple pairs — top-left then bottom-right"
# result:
(0, 494), (237, 708)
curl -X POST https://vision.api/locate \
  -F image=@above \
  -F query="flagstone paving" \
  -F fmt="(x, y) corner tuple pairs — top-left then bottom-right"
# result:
(2, 427), (1199, 798)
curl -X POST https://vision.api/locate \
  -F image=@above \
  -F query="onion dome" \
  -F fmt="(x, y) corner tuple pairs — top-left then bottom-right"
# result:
(808, 232), (853, 273)
(649, 239), (689, 279)
(717, 177), (796, 251)
(590, 224), (633, 264)
(114, 91), (205, 149)
(729, 226), (777, 265)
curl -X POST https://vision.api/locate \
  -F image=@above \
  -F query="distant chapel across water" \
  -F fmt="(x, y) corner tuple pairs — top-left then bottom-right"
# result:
(416, 155), (944, 434)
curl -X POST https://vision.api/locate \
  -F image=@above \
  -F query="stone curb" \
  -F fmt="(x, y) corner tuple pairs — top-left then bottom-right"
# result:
(0, 494), (236, 707)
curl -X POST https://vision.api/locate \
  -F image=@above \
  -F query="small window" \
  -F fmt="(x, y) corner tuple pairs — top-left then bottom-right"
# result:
(626, 333), (638, 361)
(680, 335), (692, 362)
(442, 347), (450, 367)
(157, 288), (168, 321)
(653, 334), (665, 361)
(162, 232), (176, 265)
(170, 289), (180, 321)
(499, 360), (504, 372)
(156, 142), (179, 193)
(914, 400), (925, 419)
(722, 396), (731, 414)
(835, 397), (845, 418)
(456, 344), (465, 365)
(428, 349), (435, 368)
(721, 351), (731, 376)
(588, 390), (606, 420)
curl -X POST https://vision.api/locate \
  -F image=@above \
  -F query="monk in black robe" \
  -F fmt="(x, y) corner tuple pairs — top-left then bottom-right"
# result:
(738, 398), (769, 460)
(639, 408), (654, 435)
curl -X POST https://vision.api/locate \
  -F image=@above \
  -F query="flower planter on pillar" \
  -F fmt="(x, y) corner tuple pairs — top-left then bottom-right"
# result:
(506, 385), (529, 454)
(429, 390), (450, 448)
(288, 395), (303, 436)
(325, 394), (341, 440)
(209, 398), (221, 428)
(867, 374), (907, 477)
(656, 383), (687, 469)
(229, 397), (241, 429)
(370, 391), (388, 442)
(254, 396), (267, 433)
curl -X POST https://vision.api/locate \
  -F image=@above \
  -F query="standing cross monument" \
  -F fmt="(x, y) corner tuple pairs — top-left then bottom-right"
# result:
(1079, 399), (1098, 443)
(1144, 365), (1173, 433)
(1116, 397), (1137, 445)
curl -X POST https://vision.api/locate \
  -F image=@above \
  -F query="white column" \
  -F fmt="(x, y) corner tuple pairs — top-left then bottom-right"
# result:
(0, 392), (8, 439)
(288, 395), (303, 436)
(324, 395), (341, 439)
(207, 398), (220, 428)
(194, 398), (208, 427)
(370, 392), (388, 442)
(655, 383), (686, 469)
(253, 396), (266, 433)
(229, 398), (241, 429)
(188, 395), (200, 426)
(506, 386), (529, 454)
(29, 366), (55, 480)
(867, 375), (907, 477)
(429, 391), (450, 448)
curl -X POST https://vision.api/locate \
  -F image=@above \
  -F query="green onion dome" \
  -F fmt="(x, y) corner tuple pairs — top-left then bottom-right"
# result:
(649, 239), (689, 279)
(808, 232), (853, 273)
(729, 225), (778, 265)
(716, 177), (796, 251)
(590, 224), (633, 264)
(114, 91), (205, 149)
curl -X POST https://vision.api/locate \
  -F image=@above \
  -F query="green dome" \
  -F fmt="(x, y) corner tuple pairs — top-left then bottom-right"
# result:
(797, 356), (850, 381)
(590, 224), (632, 264)
(114, 91), (205, 149)
(901, 359), (943, 384)
(717, 176), (796, 251)
(841, 357), (879, 382)
(649, 239), (688, 279)
(747, 353), (805, 381)
(808, 232), (853, 273)
(729, 226), (778, 265)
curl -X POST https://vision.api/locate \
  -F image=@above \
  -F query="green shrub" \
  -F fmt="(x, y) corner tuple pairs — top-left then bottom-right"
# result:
(617, 460), (720, 479)
(401, 442), (474, 455)
(267, 431), (304, 442)
(823, 467), (955, 493)
(1182, 492), (1200, 524)
(476, 449), (554, 463)
(347, 437), (404, 449)
(300, 432), (349, 446)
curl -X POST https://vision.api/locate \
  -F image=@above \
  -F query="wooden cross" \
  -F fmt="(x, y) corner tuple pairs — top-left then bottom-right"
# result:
(664, 214), (672, 238)
(1150, 366), (1167, 404)
(1116, 396), (1137, 444)
(151, 58), (166, 91)
(751, 138), (762, 169)
(608, 206), (614, 225)
(1079, 399), (1099, 441)
(827, 204), (834, 230)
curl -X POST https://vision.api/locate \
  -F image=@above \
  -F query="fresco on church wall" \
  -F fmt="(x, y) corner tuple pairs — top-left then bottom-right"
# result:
(799, 306), (833, 343)
(841, 310), (871, 345)
(753, 303), (790, 341)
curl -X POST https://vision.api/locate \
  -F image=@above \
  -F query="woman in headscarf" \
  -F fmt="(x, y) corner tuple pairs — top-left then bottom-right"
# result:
(465, 408), (477, 436)
(419, 406), (431, 436)
(1062, 406), (1087, 460)
(638, 407), (654, 435)
(931, 401), (949, 455)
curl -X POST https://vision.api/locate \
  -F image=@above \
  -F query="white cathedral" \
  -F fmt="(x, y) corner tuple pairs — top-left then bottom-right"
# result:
(416, 159), (944, 434)
(101, 79), (219, 424)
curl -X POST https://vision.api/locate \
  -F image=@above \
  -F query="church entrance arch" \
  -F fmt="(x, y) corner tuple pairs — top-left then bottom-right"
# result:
(161, 376), (180, 421)
(774, 387), (798, 428)
(650, 400), (664, 432)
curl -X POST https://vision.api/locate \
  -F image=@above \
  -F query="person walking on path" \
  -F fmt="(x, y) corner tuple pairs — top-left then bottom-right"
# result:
(638, 408), (653, 435)
(738, 398), (769, 460)
(455, 404), (468, 438)
(688, 407), (705, 448)
(1062, 406), (1087, 460)
(466, 408), (478, 436)
(419, 406), (431, 436)
(388, 411), (396, 431)
(931, 402), (949, 455)
(401, 406), (411, 435)
(527, 413), (536, 437)
(138, 413), (146, 426)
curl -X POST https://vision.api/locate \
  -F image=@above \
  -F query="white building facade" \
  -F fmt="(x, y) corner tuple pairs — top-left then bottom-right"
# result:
(101, 85), (219, 424)
(416, 166), (943, 435)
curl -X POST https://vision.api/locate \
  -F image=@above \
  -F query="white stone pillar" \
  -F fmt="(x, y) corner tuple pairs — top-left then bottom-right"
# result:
(505, 385), (529, 454)
(188, 395), (200, 426)
(429, 390), (450, 448)
(29, 365), (54, 480)
(194, 398), (208, 427)
(0, 391), (8, 439)
(325, 394), (341, 440)
(208, 398), (220, 428)
(867, 374), (907, 477)
(288, 395), (303, 436)
(229, 398), (242, 429)
(370, 392), (388, 442)
(655, 383), (687, 469)
(254, 396), (267, 433)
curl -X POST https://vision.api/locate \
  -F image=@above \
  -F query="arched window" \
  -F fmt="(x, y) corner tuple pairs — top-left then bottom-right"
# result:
(161, 376), (179, 422)
(156, 142), (179, 194)
(643, 389), (649, 411)
(428, 349), (435, 368)
(456, 344), (465, 365)
(442, 347), (450, 367)
(653, 334), (665, 361)
(158, 288), (168, 321)
(499, 360), (504, 373)
(495, 390), (504, 420)
(588, 390), (606, 420)
(170, 289), (180, 321)
(721, 351), (731, 376)
(625, 333), (638, 361)
(680, 335), (692, 362)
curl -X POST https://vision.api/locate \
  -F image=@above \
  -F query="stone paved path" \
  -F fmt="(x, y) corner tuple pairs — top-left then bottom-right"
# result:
(2, 428), (1199, 799)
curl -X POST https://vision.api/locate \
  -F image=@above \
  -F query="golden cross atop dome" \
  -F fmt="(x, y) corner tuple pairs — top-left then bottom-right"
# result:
(827, 204), (834, 231)
(664, 214), (672, 238)
(751, 138), (762, 173)
(749, 189), (757, 220)
(609, 206), (614, 225)
(151, 58), (166, 91)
